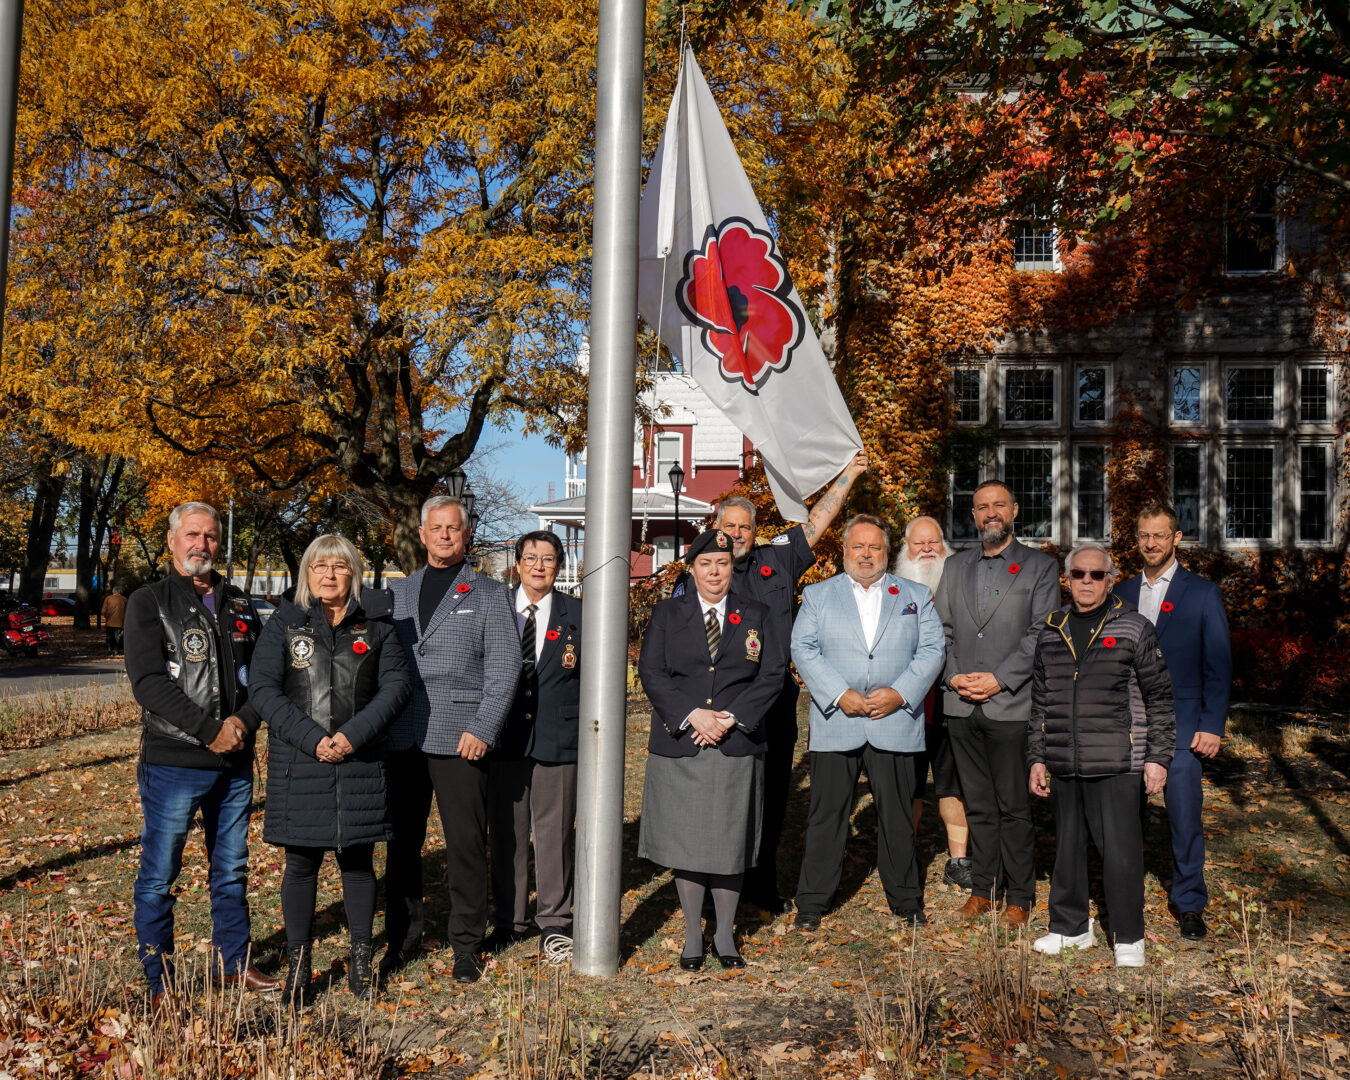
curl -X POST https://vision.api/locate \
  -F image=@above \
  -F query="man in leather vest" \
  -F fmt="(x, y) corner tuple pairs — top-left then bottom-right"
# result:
(124, 502), (282, 1004)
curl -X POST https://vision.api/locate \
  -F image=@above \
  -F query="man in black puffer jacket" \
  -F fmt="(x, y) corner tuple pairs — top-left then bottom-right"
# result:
(1027, 543), (1174, 969)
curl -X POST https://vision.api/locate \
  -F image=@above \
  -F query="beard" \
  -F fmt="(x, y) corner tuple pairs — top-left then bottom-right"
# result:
(978, 519), (1011, 545)
(895, 551), (945, 593)
(180, 554), (214, 575)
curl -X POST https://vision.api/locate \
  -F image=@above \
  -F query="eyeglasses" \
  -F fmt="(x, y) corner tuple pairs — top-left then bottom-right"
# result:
(1069, 569), (1109, 581)
(520, 554), (558, 567)
(1136, 531), (1174, 543)
(309, 563), (352, 577)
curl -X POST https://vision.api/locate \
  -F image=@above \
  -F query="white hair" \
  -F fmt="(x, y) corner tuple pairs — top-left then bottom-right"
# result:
(294, 534), (365, 608)
(1064, 543), (1117, 578)
(716, 496), (757, 529)
(168, 502), (221, 532)
(420, 495), (467, 529)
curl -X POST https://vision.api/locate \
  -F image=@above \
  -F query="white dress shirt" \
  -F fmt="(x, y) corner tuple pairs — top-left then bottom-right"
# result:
(1137, 559), (1178, 626)
(515, 588), (553, 663)
(850, 575), (887, 649)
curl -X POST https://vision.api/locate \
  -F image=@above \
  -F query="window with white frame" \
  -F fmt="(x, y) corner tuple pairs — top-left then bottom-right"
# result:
(1074, 445), (1109, 540)
(1003, 445), (1056, 538)
(1224, 366), (1277, 423)
(1171, 366), (1204, 424)
(1224, 445), (1277, 541)
(1225, 187), (1282, 275)
(952, 368), (984, 423)
(653, 535), (676, 570)
(1171, 445), (1203, 542)
(1003, 367), (1057, 424)
(654, 433), (683, 487)
(949, 464), (979, 541)
(1012, 204), (1056, 271)
(1299, 366), (1331, 423)
(1298, 444), (1334, 543)
(1076, 365), (1109, 424)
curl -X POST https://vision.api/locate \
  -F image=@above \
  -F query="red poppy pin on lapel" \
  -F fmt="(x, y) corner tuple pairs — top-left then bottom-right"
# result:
(760, 566), (772, 578)
(1009, 563), (1020, 574)
(352, 641), (368, 655)
(457, 583), (471, 594)
(235, 620), (248, 632)
(1102, 637), (1116, 648)
(888, 585), (900, 595)
(1161, 601), (1174, 612)
(546, 629), (560, 641)
(728, 613), (742, 625)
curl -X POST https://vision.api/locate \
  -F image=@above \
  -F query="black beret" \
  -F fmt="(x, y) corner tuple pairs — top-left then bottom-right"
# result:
(685, 529), (733, 562)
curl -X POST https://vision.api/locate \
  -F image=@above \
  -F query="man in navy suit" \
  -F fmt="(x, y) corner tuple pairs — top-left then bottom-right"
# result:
(1114, 502), (1231, 941)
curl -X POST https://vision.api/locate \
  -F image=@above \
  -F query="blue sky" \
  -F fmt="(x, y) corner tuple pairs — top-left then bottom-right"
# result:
(480, 420), (565, 509)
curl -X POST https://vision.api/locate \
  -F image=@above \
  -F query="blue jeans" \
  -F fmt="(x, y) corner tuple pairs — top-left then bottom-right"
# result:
(134, 763), (254, 992)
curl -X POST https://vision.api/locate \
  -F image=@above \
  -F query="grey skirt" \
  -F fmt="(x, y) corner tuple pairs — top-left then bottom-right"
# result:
(638, 749), (764, 875)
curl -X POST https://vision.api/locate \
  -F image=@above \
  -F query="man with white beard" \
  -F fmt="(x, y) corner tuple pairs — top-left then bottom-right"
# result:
(894, 517), (972, 890)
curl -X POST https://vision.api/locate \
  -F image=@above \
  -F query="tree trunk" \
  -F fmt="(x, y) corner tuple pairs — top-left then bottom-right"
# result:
(19, 457), (66, 605)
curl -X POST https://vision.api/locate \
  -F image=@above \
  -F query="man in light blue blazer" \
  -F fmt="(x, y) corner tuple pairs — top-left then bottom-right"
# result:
(791, 515), (945, 928)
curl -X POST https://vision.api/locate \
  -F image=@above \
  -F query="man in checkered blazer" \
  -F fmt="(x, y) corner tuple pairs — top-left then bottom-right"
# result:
(380, 496), (521, 985)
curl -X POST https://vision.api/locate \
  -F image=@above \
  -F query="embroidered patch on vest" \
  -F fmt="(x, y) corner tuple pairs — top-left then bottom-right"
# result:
(183, 629), (209, 663)
(289, 635), (315, 668)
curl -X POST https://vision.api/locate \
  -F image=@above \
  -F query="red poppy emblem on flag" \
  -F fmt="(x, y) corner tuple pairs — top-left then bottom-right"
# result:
(457, 583), (471, 594)
(1102, 637), (1116, 648)
(888, 586), (900, 595)
(546, 629), (560, 641)
(352, 641), (368, 655)
(760, 566), (773, 577)
(1161, 601), (1174, 612)
(1008, 564), (1020, 574)
(728, 613), (741, 625)
(676, 217), (805, 394)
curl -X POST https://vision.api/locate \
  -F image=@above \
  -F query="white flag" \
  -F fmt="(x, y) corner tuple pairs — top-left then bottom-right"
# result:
(637, 48), (862, 523)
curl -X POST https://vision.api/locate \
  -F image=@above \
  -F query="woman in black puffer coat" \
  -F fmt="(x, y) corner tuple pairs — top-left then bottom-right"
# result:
(251, 535), (409, 1003)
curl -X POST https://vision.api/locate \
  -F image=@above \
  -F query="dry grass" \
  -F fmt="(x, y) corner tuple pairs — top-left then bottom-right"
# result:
(0, 684), (136, 751)
(964, 915), (1042, 1052)
(854, 932), (940, 1079)
(1226, 902), (1304, 1080)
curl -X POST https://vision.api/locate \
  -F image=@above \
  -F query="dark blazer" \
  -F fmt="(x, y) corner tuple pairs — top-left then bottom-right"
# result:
(251, 591), (410, 849)
(387, 563), (521, 754)
(1114, 565), (1231, 739)
(638, 590), (787, 758)
(497, 588), (583, 763)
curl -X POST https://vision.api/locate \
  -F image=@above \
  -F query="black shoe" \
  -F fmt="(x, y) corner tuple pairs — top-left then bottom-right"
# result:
(714, 950), (745, 969)
(793, 911), (821, 932)
(942, 857), (974, 890)
(282, 944), (312, 1010)
(1179, 911), (1208, 940)
(679, 952), (704, 972)
(377, 943), (415, 982)
(484, 926), (530, 954)
(891, 907), (927, 927)
(348, 941), (373, 999)
(451, 952), (482, 984)
(747, 893), (791, 915)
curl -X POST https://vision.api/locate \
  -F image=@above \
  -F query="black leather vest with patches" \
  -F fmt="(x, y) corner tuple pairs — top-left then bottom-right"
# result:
(279, 613), (381, 734)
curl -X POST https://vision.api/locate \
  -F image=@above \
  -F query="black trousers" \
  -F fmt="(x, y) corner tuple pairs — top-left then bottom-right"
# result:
(282, 844), (376, 947)
(384, 746), (490, 956)
(744, 680), (800, 901)
(947, 709), (1035, 907)
(794, 744), (920, 916)
(1048, 773), (1144, 944)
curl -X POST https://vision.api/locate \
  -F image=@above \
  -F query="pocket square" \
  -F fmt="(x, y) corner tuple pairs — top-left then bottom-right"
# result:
(902, 601), (918, 615)
(453, 608), (476, 615)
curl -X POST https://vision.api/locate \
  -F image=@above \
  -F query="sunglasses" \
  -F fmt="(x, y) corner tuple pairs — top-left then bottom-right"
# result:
(1069, 569), (1109, 581)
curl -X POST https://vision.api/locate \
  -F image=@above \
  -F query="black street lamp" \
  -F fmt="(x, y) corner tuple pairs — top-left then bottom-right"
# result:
(446, 467), (468, 500)
(461, 480), (477, 520)
(668, 461), (685, 561)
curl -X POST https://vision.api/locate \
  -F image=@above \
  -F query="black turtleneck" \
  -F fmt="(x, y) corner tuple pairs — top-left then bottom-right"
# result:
(1067, 597), (1111, 659)
(419, 560), (465, 627)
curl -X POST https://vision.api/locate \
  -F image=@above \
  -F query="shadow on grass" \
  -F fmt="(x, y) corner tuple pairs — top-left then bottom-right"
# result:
(0, 748), (138, 789)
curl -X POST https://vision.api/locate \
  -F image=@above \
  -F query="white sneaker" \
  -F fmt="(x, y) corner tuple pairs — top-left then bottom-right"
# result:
(1114, 939), (1146, 967)
(1033, 918), (1096, 955)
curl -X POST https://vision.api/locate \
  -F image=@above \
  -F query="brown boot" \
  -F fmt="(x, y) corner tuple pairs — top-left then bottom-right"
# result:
(959, 895), (996, 920)
(1002, 904), (1031, 928)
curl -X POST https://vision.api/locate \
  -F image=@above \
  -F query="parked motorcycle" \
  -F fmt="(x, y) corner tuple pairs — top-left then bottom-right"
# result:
(0, 595), (50, 657)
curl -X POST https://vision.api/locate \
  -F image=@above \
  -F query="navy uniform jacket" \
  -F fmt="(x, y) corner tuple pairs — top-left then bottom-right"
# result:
(496, 588), (583, 763)
(639, 590), (787, 758)
(1114, 565), (1231, 740)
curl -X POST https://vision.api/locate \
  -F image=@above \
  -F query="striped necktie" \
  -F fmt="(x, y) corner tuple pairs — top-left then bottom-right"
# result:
(705, 608), (720, 661)
(521, 604), (538, 672)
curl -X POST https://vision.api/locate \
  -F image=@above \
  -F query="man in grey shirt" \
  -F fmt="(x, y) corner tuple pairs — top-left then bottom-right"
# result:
(934, 480), (1060, 926)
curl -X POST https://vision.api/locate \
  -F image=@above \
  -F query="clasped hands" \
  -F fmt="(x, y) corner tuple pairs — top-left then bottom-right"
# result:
(838, 687), (904, 719)
(315, 732), (355, 763)
(950, 672), (1001, 703)
(687, 708), (735, 747)
(207, 715), (248, 755)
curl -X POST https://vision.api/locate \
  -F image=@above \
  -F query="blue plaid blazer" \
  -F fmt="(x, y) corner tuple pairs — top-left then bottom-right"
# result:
(388, 564), (521, 755)
(791, 572), (945, 753)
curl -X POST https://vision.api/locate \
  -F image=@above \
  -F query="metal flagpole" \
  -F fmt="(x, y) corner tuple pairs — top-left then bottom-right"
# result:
(573, 0), (646, 977)
(0, 0), (25, 366)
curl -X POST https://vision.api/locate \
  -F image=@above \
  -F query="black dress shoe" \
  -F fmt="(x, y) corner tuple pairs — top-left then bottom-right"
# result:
(793, 911), (821, 932)
(892, 908), (927, 927)
(1179, 911), (1208, 940)
(451, 952), (482, 984)
(747, 893), (791, 915)
(679, 952), (704, 972)
(377, 944), (415, 981)
(714, 950), (745, 969)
